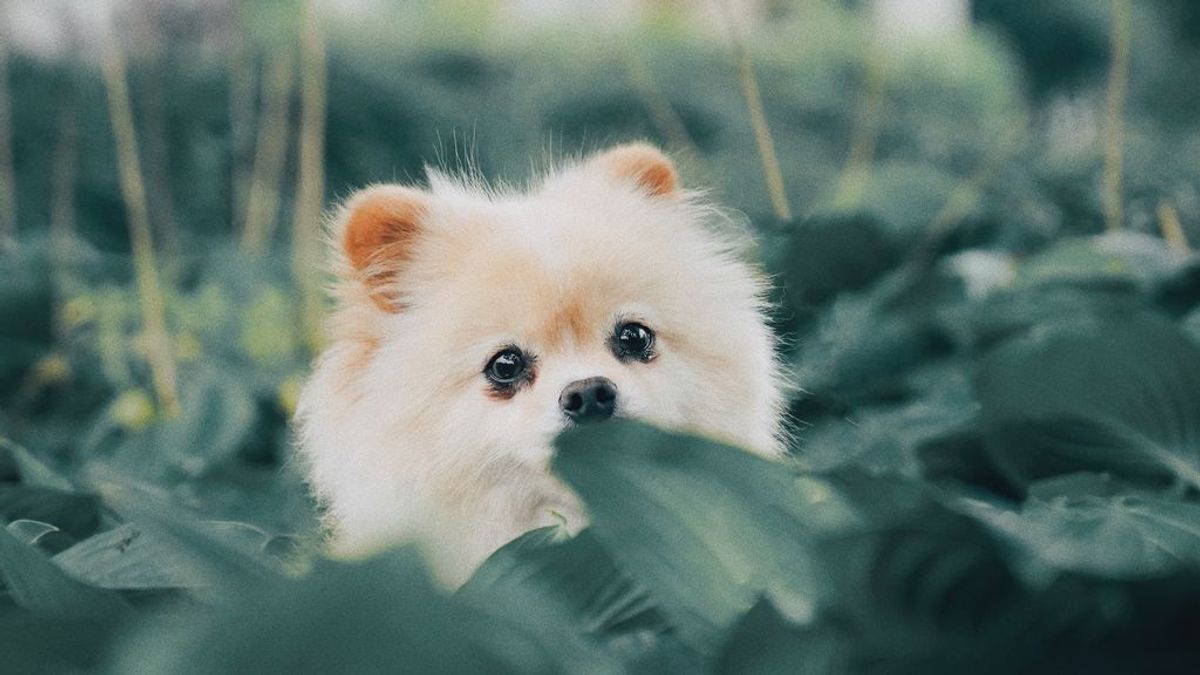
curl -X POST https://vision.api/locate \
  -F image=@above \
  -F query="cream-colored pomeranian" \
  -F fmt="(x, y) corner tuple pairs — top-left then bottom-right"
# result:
(295, 143), (785, 586)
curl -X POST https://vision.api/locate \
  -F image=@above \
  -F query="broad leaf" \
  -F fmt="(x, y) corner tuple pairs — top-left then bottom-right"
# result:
(553, 422), (854, 650)
(0, 485), (101, 539)
(6, 519), (60, 546)
(463, 527), (688, 673)
(977, 316), (1200, 491)
(107, 548), (576, 674)
(715, 599), (848, 675)
(0, 522), (130, 618)
(963, 492), (1200, 580)
(53, 524), (199, 590)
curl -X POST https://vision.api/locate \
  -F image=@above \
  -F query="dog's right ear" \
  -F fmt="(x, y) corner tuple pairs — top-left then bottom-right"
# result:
(338, 185), (429, 312)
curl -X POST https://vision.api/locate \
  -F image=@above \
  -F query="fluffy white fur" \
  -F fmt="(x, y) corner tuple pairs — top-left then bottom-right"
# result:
(295, 143), (785, 587)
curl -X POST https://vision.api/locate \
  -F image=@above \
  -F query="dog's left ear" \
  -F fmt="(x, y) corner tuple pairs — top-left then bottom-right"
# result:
(590, 143), (678, 197)
(337, 184), (429, 312)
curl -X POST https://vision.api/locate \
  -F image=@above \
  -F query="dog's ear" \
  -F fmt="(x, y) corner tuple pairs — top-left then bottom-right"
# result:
(590, 143), (678, 197)
(338, 185), (429, 312)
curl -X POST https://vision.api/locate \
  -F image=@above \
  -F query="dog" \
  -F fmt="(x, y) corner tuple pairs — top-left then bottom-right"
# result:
(295, 143), (785, 586)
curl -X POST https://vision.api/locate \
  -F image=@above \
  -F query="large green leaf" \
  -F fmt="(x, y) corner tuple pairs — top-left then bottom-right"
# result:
(107, 367), (259, 482)
(772, 213), (901, 333)
(796, 363), (975, 475)
(961, 488), (1200, 580)
(105, 548), (576, 675)
(96, 481), (285, 598)
(1014, 233), (1187, 290)
(53, 524), (201, 590)
(0, 522), (130, 618)
(0, 485), (101, 539)
(977, 315), (1200, 491)
(0, 613), (127, 673)
(553, 422), (855, 651)
(462, 527), (691, 674)
(714, 599), (848, 675)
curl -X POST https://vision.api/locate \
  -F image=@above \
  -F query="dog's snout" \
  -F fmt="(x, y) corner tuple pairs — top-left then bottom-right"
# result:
(559, 377), (617, 424)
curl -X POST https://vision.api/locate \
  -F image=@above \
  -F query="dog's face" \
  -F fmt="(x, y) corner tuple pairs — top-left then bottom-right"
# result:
(337, 145), (779, 475)
(298, 144), (782, 571)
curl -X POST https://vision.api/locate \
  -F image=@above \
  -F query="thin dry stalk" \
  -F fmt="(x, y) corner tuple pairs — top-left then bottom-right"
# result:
(292, 0), (328, 352)
(0, 42), (16, 247)
(50, 106), (79, 340)
(717, 0), (792, 221)
(240, 48), (295, 255)
(835, 52), (883, 208)
(1103, 0), (1131, 232)
(909, 123), (1025, 271)
(100, 21), (181, 417)
(140, 42), (181, 262)
(229, 0), (257, 235)
(623, 52), (703, 159)
(1157, 203), (1190, 254)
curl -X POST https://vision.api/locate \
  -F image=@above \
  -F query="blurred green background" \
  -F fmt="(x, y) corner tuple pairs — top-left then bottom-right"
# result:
(2, 1), (1200, 672)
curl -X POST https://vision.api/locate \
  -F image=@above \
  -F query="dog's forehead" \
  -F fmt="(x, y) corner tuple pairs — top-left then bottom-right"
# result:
(424, 201), (659, 351)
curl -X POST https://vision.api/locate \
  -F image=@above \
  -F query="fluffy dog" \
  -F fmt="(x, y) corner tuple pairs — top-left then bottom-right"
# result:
(295, 143), (784, 586)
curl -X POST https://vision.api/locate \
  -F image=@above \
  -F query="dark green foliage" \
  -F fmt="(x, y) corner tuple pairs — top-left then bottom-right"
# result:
(3, 4), (1200, 673)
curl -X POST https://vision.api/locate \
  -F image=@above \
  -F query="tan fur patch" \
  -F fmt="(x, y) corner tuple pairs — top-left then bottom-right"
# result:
(539, 294), (592, 351)
(594, 143), (678, 197)
(341, 186), (429, 311)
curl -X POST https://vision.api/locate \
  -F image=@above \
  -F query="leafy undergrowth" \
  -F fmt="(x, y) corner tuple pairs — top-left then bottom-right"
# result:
(4, 4), (1200, 673)
(3, 231), (1200, 673)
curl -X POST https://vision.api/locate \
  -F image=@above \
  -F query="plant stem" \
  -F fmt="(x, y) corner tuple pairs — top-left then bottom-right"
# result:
(50, 105), (79, 342)
(240, 48), (295, 255)
(835, 51), (883, 209)
(292, 0), (328, 353)
(1103, 0), (1131, 232)
(0, 41), (16, 247)
(139, 39), (181, 264)
(100, 18), (181, 417)
(717, 0), (791, 222)
(1157, 202), (1190, 254)
(229, 0), (257, 238)
(623, 51), (702, 159)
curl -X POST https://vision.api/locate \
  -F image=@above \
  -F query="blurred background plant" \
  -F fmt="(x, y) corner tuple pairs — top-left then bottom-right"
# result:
(1, 0), (1199, 672)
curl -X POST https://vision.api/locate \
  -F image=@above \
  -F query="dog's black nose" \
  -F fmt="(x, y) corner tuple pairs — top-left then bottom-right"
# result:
(559, 377), (618, 423)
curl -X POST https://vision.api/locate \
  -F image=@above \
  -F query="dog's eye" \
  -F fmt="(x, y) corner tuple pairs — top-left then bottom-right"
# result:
(485, 348), (527, 384)
(613, 322), (655, 361)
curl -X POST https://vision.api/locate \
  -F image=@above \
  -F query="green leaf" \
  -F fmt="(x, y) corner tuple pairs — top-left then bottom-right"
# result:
(791, 285), (936, 403)
(462, 527), (684, 673)
(108, 548), (574, 674)
(0, 521), (130, 618)
(0, 437), (74, 490)
(773, 213), (901, 332)
(0, 485), (101, 539)
(1183, 307), (1200, 345)
(53, 524), (200, 590)
(977, 316), (1200, 491)
(963, 493), (1200, 580)
(96, 481), (284, 597)
(714, 599), (848, 675)
(797, 364), (975, 475)
(553, 422), (852, 650)
(1015, 233), (1186, 289)
(6, 519), (59, 546)
(151, 368), (258, 478)
(0, 614), (126, 673)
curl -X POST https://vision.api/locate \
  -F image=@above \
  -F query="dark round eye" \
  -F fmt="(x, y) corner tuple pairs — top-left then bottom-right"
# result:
(486, 348), (526, 384)
(614, 322), (655, 361)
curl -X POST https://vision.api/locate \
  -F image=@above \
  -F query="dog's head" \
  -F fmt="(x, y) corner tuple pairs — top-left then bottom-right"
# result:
(305, 144), (781, 511)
